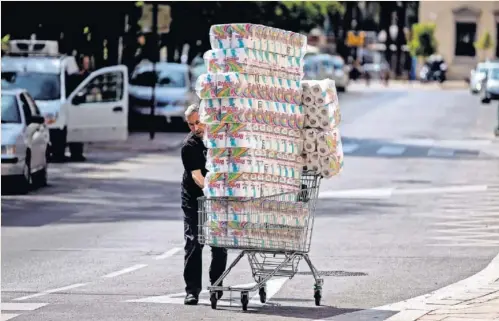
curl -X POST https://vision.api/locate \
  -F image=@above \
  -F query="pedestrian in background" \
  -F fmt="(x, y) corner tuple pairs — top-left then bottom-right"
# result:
(180, 104), (227, 305)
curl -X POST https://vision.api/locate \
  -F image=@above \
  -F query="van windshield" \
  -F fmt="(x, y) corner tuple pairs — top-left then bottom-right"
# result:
(1, 72), (61, 101)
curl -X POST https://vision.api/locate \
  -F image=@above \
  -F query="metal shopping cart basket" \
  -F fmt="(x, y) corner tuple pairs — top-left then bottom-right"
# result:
(198, 171), (322, 311)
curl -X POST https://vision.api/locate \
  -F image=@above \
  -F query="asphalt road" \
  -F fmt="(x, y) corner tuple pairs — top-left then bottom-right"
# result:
(2, 85), (499, 321)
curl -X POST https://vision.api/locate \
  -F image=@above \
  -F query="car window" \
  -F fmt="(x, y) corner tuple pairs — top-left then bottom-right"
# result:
(130, 66), (187, 88)
(1, 72), (61, 101)
(23, 93), (42, 116)
(74, 71), (124, 104)
(490, 68), (499, 80)
(1, 94), (22, 124)
(19, 94), (33, 121)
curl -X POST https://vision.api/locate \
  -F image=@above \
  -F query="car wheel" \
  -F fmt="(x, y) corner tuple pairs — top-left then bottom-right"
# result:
(337, 86), (346, 93)
(18, 152), (32, 194)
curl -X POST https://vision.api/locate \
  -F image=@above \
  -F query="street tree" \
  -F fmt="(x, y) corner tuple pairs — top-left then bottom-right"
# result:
(474, 31), (494, 62)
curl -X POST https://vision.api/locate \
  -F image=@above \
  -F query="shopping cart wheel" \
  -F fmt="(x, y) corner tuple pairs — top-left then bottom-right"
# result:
(314, 290), (322, 306)
(210, 292), (218, 310)
(241, 291), (249, 311)
(259, 287), (267, 303)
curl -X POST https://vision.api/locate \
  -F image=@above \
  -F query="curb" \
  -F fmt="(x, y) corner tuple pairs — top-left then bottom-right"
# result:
(375, 252), (499, 320)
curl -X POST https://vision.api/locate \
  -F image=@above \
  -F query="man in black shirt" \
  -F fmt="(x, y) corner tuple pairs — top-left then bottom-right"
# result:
(181, 104), (227, 305)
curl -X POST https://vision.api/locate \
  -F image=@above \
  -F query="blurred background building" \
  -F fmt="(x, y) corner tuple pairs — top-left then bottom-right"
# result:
(419, 1), (499, 80)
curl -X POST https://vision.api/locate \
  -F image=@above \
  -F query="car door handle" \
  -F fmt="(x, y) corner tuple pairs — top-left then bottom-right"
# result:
(113, 106), (123, 112)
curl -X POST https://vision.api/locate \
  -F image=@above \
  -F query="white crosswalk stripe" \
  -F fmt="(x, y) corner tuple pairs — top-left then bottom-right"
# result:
(1, 302), (48, 321)
(341, 143), (360, 153)
(376, 145), (407, 156)
(427, 148), (455, 157)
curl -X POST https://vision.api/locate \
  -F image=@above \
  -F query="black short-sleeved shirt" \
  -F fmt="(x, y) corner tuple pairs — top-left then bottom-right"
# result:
(181, 133), (208, 209)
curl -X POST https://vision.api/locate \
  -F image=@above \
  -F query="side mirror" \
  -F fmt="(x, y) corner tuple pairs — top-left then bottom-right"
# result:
(30, 115), (45, 124)
(72, 92), (86, 105)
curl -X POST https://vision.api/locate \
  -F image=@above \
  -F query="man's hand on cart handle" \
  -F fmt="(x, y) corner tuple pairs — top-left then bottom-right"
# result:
(192, 170), (205, 189)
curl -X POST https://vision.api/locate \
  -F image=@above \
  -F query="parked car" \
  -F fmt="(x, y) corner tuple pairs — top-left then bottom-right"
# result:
(303, 54), (349, 92)
(480, 62), (499, 104)
(2, 39), (129, 161)
(128, 62), (195, 131)
(469, 62), (488, 94)
(2, 89), (50, 193)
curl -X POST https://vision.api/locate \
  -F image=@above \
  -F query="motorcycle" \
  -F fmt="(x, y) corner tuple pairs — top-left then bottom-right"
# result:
(419, 55), (447, 83)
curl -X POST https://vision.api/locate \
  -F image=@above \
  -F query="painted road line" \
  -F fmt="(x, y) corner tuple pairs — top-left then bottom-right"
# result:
(127, 277), (289, 307)
(392, 185), (488, 196)
(376, 146), (407, 156)
(102, 264), (148, 278)
(13, 283), (87, 301)
(0, 314), (20, 321)
(319, 185), (488, 199)
(427, 148), (455, 157)
(1, 303), (48, 310)
(319, 188), (394, 199)
(341, 143), (360, 154)
(154, 247), (182, 260)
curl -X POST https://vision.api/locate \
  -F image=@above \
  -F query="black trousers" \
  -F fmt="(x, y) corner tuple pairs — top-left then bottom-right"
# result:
(183, 206), (227, 296)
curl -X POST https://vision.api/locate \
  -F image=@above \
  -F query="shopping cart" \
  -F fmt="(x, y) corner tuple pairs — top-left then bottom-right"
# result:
(198, 171), (322, 311)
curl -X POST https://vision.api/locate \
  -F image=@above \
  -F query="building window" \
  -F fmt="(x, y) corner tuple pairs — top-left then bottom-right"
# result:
(455, 22), (476, 57)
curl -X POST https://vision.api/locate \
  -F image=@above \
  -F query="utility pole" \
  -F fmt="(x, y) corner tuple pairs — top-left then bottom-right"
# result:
(149, 2), (159, 140)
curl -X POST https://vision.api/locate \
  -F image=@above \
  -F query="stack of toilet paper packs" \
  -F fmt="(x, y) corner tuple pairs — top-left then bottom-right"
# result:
(196, 23), (310, 250)
(302, 79), (344, 178)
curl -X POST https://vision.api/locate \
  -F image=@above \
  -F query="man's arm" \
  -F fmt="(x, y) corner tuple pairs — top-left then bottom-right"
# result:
(181, 145), (205, 189)
(191, 169), (205, 189)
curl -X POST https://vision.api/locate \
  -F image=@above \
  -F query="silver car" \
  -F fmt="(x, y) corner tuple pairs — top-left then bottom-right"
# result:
(480, 63), (499, 104)
(129, 63), (195, 130)
(2, 89), (50, 193)
(470, 62), (488, 94)
(304, 54), (349, 92)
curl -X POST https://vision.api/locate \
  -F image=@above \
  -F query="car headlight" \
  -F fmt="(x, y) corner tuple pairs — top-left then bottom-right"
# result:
(1, 145), (16, 155)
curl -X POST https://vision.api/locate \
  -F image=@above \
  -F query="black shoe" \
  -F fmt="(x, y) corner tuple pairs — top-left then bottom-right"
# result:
(216, 291), (223, 300)
(184, 293), (198, 305)
(70, 155), (86, 162)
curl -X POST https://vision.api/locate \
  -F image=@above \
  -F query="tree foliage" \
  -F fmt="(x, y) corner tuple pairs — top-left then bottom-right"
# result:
(408, 23), (437, 57)
(474, 31), (493, 51)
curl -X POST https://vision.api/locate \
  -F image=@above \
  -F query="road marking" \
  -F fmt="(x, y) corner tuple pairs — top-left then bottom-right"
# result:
(341, 143), (360, 154)
(427, 148), (455, 157)
(0, 314), (20, 321)
(13, 283), (87, 301)
(127, 277), (289, 307)
(392, 185), (488, 196)
(319, 188), (394, 199)
(319, 185), (488, 199)
(154, 247), (182, 260)
(376, 146), (406, 156)
(1, 302), (48, 310)
(102, 264), (148, 278)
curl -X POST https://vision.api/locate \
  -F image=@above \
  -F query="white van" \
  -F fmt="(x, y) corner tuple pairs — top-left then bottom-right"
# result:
(1, 40), (129, 159)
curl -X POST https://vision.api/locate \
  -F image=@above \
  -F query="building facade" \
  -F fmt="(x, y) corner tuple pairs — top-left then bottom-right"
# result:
(419, 1), (499, 80)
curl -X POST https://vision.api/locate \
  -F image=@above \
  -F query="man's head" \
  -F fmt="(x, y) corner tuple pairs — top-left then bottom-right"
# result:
(82, 56), (90, 71)
(185, 104), (205, 137)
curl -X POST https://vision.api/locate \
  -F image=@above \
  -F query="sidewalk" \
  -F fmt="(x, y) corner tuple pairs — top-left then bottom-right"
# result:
(380, 253), (499, 321)
(86, 132), (186, 153)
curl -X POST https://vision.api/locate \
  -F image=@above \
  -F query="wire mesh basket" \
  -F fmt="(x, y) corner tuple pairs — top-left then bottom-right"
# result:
(198, 171), (321, 253)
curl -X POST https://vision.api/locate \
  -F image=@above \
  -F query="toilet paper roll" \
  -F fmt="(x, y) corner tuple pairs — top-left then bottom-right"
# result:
(316, 141), (332, 157)
(314, 96), (326, 105)
(318, 106), (330, 119)
(320, 154), (343, 177)
(319, 155), (331, 168)
(303, 140), (316, 153)
(318, 115), (332, 130)
(304, 115), (320, 128)
(320, 168), (335, 179)
(306, 105), (319, 118)
(305, 152), (320, 172)
(302, 93), (314, 106)
(304, 128), (318, 141)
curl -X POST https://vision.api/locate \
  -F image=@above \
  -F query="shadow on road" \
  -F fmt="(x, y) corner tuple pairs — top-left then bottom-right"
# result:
(2, 177), (183, 227)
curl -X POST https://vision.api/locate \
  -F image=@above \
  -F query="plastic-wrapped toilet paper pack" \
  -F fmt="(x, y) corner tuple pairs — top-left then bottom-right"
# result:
(206, 148), (230, 173)
(200, 99), (221, 124)
(204, 172), (227, 197)
(226, 172), (261, 198)
(219, 98), (254, 123)
(226, 123), (256, 148)
(196, 73), (248, 99)
(204, 48), (304, 80)
(204, 123), (228, 148)
(302, 79), (338, 107)
(209, 24), (307, 58)
(228, 147), (256, 172)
